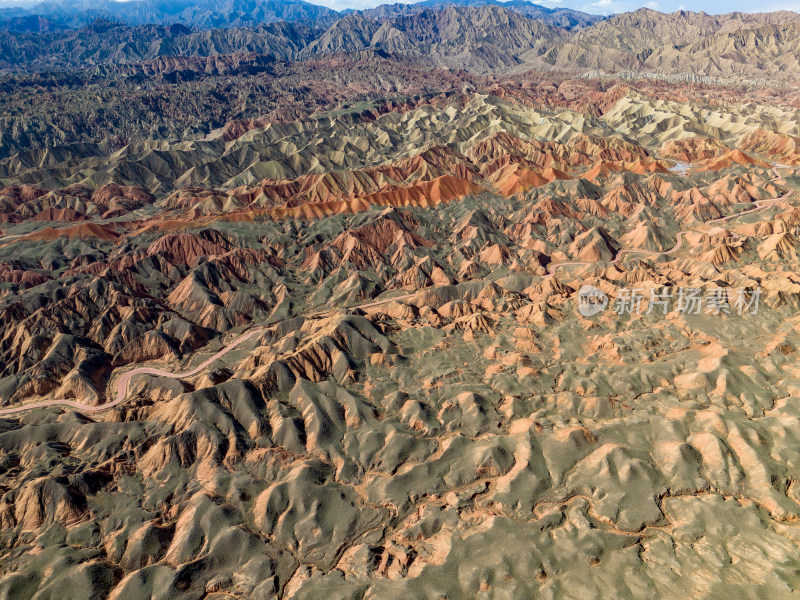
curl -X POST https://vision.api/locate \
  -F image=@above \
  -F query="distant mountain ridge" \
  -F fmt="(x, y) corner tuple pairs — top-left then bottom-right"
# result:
(0, 0), (341, 30)
(353, 0), (604, 29)
(0, 0), (601, 31)
(537, 8), (800, 76)
(0, 19), (324, 70)
(1, 4), (800, 84)
(300, 6), (565, 70)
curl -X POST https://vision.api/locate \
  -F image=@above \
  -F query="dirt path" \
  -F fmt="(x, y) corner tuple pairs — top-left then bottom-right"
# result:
(0, 330), (263, 416)
(543, 167), (788, 278)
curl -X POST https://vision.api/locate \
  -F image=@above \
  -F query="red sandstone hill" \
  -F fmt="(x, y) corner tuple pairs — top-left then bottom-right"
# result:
(19, 223), (120, 242)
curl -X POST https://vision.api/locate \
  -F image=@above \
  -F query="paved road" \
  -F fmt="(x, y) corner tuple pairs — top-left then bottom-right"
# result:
(0, 168), (791, 416)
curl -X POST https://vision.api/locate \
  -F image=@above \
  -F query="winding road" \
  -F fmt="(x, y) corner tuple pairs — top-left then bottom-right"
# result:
(0, 167), (791, 417)
(0, 330), (265, 417)
(544, 167), (789, 278)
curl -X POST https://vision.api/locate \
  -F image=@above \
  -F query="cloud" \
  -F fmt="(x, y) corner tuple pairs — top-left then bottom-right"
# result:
(644, 0), (658, 7)
(583, 0), (632, 12)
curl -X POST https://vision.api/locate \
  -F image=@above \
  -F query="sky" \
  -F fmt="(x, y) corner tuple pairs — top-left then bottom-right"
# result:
(553, 0), (799, 16)
(308, 0), (800, 15)
(0, 0), (798, 17)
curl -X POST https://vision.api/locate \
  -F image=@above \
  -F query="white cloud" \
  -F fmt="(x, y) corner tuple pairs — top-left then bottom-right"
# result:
(580, 0), (636, 13)
(644, 0), (658, 7)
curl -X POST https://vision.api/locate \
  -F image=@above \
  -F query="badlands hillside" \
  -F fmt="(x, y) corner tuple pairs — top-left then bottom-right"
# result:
(3, 2), (800, 600)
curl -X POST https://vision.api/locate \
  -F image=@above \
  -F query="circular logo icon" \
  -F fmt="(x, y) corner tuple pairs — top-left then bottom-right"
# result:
(578, 284), (608, 317)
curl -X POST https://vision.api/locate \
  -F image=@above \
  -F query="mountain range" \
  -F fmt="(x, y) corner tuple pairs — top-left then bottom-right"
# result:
(0, 0), (341, 30)
(4, 69), (800, 599)
(0, 0), (602, 31)
(1, 4), (799, 84)
(6, 2), (800, 600)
